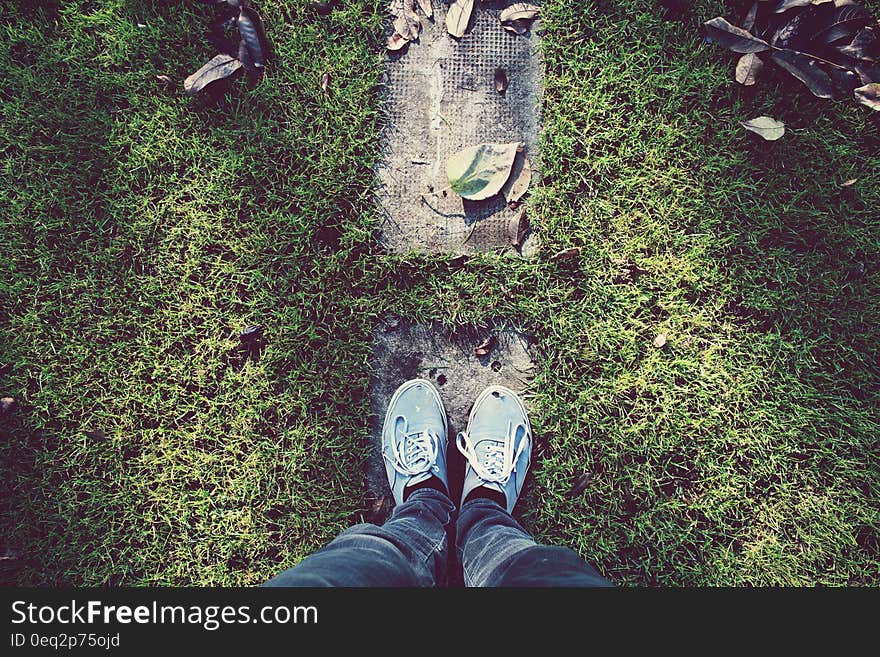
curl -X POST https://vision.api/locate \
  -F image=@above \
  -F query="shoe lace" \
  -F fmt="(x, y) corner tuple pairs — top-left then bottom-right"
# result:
(383, 416), (441, 476)
(456, 421), (528, 484)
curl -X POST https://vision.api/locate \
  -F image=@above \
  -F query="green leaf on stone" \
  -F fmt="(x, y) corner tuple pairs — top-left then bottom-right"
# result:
(741, 116), (786, 140)
(447, 142), (521, 201)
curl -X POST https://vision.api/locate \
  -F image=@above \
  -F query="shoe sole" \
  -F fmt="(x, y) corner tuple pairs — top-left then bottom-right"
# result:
(384, 378), (448, 439)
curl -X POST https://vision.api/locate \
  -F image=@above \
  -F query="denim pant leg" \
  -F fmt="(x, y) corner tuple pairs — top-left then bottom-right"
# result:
(456, 498), (614, 587)
(264, 489), (455, 587)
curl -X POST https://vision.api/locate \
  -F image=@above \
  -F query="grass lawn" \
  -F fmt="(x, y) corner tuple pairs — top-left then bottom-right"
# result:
(1, 0), (878, 586)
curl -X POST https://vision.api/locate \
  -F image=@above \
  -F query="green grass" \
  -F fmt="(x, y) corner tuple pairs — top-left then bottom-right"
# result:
(1, 0), (878, 586)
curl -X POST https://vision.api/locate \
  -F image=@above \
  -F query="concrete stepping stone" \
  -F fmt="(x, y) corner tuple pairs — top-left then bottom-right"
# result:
(377, 1), (543, 255)
(365, 316), (537, 515)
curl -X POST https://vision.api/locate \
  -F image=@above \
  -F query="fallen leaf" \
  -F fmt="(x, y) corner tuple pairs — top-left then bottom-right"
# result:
(841, 178), (858, 186)
(550, 247), (580, 263)
(567, 473), (593, 498)
(854, 82), (880, 109)
(811, 4), (872, 45)
(855, 62), (880, 84)
(416, 0), (432, 18)
(474, 335), (497, 357)
(742, 2), (759, 31)
(387, 32), (410, 50)
(393, 0), (421, 41)
(507, 208), (530, 247)
(741, 115), (786, 140)
(321, 71), (331, 92)
(773, 0), (812, 13)
(447, 142), (521, 201)
(500, 3), (540, 22)
(653, 333), (668, 348)
(704, 17), (772, 53)
(841, 26), (879, 62)
(155, 74), (174, 87)
(735, 53), (764, 85)
(503, 19), (532, 35)
(446, 0), (474, 38)
(238, 38), (258, 78)
(771, 49), (835, 98)
(238, 6), (268, 69)
(183, 54), (242, 95)
(494, 67), (509, 93)
(503, 151), (532, 204)
(0, 397), (15, 415)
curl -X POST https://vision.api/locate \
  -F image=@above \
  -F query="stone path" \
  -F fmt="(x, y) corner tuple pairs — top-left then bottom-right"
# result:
(366, 2), (543, 513)
(376, 0), (542, 256)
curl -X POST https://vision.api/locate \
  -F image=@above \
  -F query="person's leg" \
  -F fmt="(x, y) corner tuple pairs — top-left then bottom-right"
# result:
(454, 385), (613, 587)
(265, 378), (454, 587)
(456, 496), (612, 587)
(264, 487), (454, 587)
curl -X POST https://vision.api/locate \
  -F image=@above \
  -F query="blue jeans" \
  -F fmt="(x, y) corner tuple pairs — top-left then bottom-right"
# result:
(264, 489), (613, 587)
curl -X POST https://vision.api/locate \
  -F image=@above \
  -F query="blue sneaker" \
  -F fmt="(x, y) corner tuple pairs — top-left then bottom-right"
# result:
(457, 385), (532, 513)
(381, 378), (449, 505)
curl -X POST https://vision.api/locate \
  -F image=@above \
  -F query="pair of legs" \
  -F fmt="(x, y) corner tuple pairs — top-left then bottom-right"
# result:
(265, 380), (612, 587)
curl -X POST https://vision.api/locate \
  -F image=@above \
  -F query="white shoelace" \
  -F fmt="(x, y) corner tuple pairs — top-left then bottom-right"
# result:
(456, 421), (528, 484)
(383, 417), (441, 476)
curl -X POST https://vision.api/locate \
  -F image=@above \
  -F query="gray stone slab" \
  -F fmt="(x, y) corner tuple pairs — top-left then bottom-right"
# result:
(365, 316), (537, 513)
(377, 1), (543, 255)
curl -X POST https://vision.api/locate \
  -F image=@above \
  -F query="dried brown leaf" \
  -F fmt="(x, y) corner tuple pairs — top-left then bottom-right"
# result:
(653, 333), (668, 348)
(736, 53), (765, 85)
(416, 0), (432, 18)
(387, 32), (410, 51)
(183, 54), (242, 95)
(503, 151), (532, 204)
(394, 0), (421, 41)
(503, 18), (532, 35)
(500, 3), (540, 22)
(704, 17), (771, 53)
(474, 335), (497, 357)
(321, 71), (331, 92)
(771, 49), (835, 98)
(742, 2), (759, 31)
(238, 6), (267, 69)
(446, 0), (474, 38)
(841, 178), (858, 186)
(773, 0), (812, 13)
(854, 82), (880, 109)
(494, 67), (509, 93)
(841, 26), (879, 62)
(507, 208), (530, 247)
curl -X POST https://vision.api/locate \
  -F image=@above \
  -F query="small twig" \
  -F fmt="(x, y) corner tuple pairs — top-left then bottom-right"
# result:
(420, 194), (466, 218)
